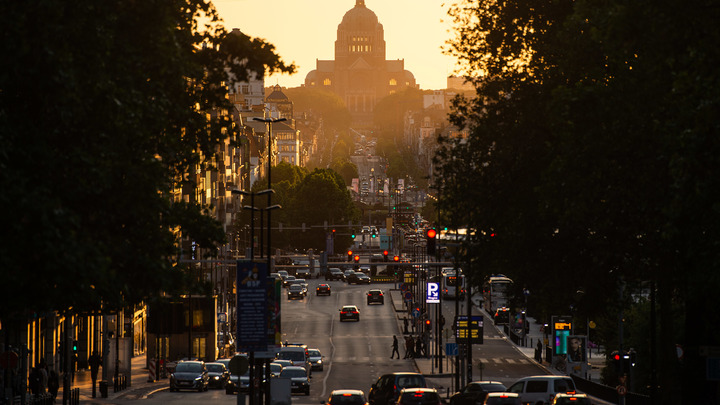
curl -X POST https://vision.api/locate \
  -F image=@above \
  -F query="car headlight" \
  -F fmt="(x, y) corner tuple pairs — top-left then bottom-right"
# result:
(195, 376), (203, 381)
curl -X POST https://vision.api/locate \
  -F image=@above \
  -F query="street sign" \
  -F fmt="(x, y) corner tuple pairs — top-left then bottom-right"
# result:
(229, 354), (249, 375)
(404, 291), (413, 301)
(446, 343), (458, 356)
(455, 315), (484, 344)
(426, 282), (439, 303)
(412, 307), (421, 318)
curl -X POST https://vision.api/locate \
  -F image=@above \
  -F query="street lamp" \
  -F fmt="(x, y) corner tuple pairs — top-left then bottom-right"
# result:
(253, 117), (287, 267)
(231, 189), (274, 260)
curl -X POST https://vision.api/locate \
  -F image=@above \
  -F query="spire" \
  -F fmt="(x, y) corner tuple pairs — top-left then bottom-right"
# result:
(356, 0), (365, 6)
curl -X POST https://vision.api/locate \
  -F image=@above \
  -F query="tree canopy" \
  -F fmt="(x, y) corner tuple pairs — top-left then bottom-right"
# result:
(437, 0), (720, 401)
(0, 0), (294, 318)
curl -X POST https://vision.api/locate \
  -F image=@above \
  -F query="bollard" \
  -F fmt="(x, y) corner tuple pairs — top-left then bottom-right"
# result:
(99, 380), (108, 398)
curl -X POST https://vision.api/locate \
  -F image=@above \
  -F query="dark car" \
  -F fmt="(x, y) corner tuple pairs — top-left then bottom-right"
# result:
(369, 372), (427, 405)
(325, 389), (369, 405)
(317, 284), (332, 296)
(346, 272), (363, 284)
(308, 348), (324, 371)
(450, 381), (508, 405)
(169, 360), (209, 392)
(396, 388), (442, 405)
(279, 366), (310, 395)
(367, 289), (384, 305)
(283, 275), (296, 288)
(326, 268), (345, 281)
(288, 284), (305, 299)
(225, 369), (250, 394)
(356, 273), (372, 284)
(339, 305), (360, 322)
(205, 362), (229, 389)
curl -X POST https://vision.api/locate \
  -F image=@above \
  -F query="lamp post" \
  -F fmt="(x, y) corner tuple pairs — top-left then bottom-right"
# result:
(231, 189), (274, 260)
(253, 117), (287, 269)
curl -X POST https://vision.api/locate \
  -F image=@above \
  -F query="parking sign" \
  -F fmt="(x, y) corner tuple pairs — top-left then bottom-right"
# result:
(426, 282), (439, 303)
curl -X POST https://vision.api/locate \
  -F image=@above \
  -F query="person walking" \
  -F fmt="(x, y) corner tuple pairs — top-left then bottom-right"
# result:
(415, 336), (424, 358)
(390, 335), (400, 359)
(88, 350), (102, 397)
(48, 369), (59, 403)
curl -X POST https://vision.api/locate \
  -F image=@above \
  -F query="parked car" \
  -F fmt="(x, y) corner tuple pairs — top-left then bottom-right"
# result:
(205, 362), (229, 389)
(325, 389), (368, 405)
(449, 381), (507, 405)
(279, 366), (310, 395)
(169, 360), (209, 392)
(551, 393), (590, 405)
(317, 284), (332, 296)
(288, 284), (306, 299)
(367, 289), (385, 305)
(482, 393), (522, 405)
(369, 372), (427, 405)
(339, 305), (360, 322)
(308, 348), (324, 371)
(326, 268), (345, 281)
(507, 376), (576, 405)
(395, 388), (442, 405)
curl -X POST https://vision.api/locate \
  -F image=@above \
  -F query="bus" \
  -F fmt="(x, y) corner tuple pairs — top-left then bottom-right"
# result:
(442, 272), (465, 299)
(483, 275), (513, 313)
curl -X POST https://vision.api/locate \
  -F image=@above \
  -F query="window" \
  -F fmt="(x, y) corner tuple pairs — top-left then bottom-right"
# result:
(525, 380), (548, 393)
(241, 85), (250, 94)
(324, 78), (331, 86)
(389, 78), (397, 86)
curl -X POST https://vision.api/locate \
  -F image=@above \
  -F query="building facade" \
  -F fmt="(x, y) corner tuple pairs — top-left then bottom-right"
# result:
(304, 0), (417, 128)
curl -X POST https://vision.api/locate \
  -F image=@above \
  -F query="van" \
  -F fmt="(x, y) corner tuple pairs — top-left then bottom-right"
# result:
(276, 345), (311, 375)
(507, 376), (576, 405)
(369, 372), (427, 405)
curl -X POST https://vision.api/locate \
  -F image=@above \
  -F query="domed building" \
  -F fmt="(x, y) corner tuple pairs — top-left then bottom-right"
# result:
(304, 0), (417, 128)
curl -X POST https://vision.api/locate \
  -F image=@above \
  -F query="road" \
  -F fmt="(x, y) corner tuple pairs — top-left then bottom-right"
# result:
(127, 278), (544, 404)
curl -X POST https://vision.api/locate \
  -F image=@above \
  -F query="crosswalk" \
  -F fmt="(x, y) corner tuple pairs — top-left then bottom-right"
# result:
(327, 356), (532, 365)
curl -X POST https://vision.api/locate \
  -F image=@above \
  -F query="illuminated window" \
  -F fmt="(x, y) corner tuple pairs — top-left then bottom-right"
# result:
(324, 78), (331, 86)
(364, 45), (368, 52)
(389, 78), (397, 86)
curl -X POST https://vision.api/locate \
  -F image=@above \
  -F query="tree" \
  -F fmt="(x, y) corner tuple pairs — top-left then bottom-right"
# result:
(0, 0), (294, 318)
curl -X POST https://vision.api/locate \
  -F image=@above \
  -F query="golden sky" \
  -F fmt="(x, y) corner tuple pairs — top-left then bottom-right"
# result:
(212, 0), (458, 90)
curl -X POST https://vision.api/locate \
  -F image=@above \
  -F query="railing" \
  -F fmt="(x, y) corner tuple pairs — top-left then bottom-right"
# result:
(570, 374), (650, 405)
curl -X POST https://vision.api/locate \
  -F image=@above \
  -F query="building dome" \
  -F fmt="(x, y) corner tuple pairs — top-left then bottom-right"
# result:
(339, 0), (380, 30)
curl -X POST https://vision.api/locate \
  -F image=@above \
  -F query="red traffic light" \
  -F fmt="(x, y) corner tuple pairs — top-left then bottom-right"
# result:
(424, 319), (431, 326)
(393, 255), (400, 262)
(426, 229), (437, 238)
(347, 250), (353, 256)
(613, 353), (621, 361)
(383, 250), (388, 256)
(354, 255), (360, 262)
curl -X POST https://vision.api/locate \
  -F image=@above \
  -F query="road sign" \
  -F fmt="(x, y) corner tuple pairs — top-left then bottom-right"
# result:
(412, 307), (421, 318)
(229, 354), (249, 375)
(446, 343), (458, 356)
(426, 282), (439, 303)
(404, 291), (413, 301)
(237, 260), (268, 352)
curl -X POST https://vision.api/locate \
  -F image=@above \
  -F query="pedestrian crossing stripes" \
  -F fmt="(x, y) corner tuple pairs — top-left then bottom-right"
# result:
(327, 356), (531, 365)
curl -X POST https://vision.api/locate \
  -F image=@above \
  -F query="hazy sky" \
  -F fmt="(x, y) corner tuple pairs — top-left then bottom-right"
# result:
(212, 0), (458, 90)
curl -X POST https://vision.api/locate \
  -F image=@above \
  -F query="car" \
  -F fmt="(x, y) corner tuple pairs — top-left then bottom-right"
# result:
(296, 279), (309, 293)
(317, 284), (332, 296)
(216, 357), (231, 371)
(296, 267), (311, 278)
(369, 372), (427, 405)
(346, 272), (362, 284)
(482, 393), (522, 405)
(307, 348), (324, 371)
(273, 359), (293, 369)
(551, 393), (591, 405)
(279, 366), (310, 395)
(325, 389), (369, 405)
(356, 273), (371, 284)
(507, 376), (576, 405)
(367, 289), (385, 305)
(268, 362), (284, 378)
(169, 360), (209, 392)
(343, 269), (356, 281)
(277, 270), (289, 280)
(362, 226), (371, 234)
(339, 305), (360, 322)
(225, 369), (250, 394)
(283, 275), (296, 288)
(288, 284), (305, 299)
(395, 388), (442, 405)
(205, 362), (229, 389)
(326, 268), (345, 281)
(449, 381), (508, 405)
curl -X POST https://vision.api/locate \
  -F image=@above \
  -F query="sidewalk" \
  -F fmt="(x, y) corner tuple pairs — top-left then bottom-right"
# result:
(57, 353), (168, 404)
(387, 289), (610, 401)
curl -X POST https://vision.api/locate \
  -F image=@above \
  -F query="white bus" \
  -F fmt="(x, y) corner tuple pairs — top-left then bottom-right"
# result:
(441, 272), (466, 299)
(483, 275), (513, 313)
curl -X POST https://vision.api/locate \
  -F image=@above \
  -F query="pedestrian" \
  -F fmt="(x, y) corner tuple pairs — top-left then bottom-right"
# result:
(390, 335), (400, 359)
(415, 336), (424, 358)
(403, 318), (409, 334)
(48, 369), (59, 403)
(39, 358), (48, 394)
(407, 336), (415, 358)
(403, 336), (411, 359)
(535, 340), (543, 362)
(88, 350), (102, 397)
(29, 366), (42, 396)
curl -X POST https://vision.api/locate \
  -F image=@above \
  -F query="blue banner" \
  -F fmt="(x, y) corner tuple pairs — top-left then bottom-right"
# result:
(236, 260), (268, 352)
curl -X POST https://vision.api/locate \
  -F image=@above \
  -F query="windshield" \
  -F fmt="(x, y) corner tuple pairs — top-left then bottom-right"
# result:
(308, 350), (320, 357)
(175, 363), (202, 373)
(280, 368), (307, 378)
(206, 364), (224, 372)
(278, 351), (305, 361)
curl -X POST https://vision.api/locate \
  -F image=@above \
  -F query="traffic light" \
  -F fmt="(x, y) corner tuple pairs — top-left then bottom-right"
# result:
(424, 319), (431, 328)
(383, 250), (389, 261)
(351, 229), (356, 239)
(611, 351), (622, 373)
(426, 228), (437, 255)
(354, 255), (360, 263)
(72, 340), (78, 354)
(393, 255), (400, 262)
(371, 229), (377, 238)
(347, 250), (353, 262)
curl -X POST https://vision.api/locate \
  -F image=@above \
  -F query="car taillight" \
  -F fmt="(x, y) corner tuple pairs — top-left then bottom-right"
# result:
(568, 398), (577, 401)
